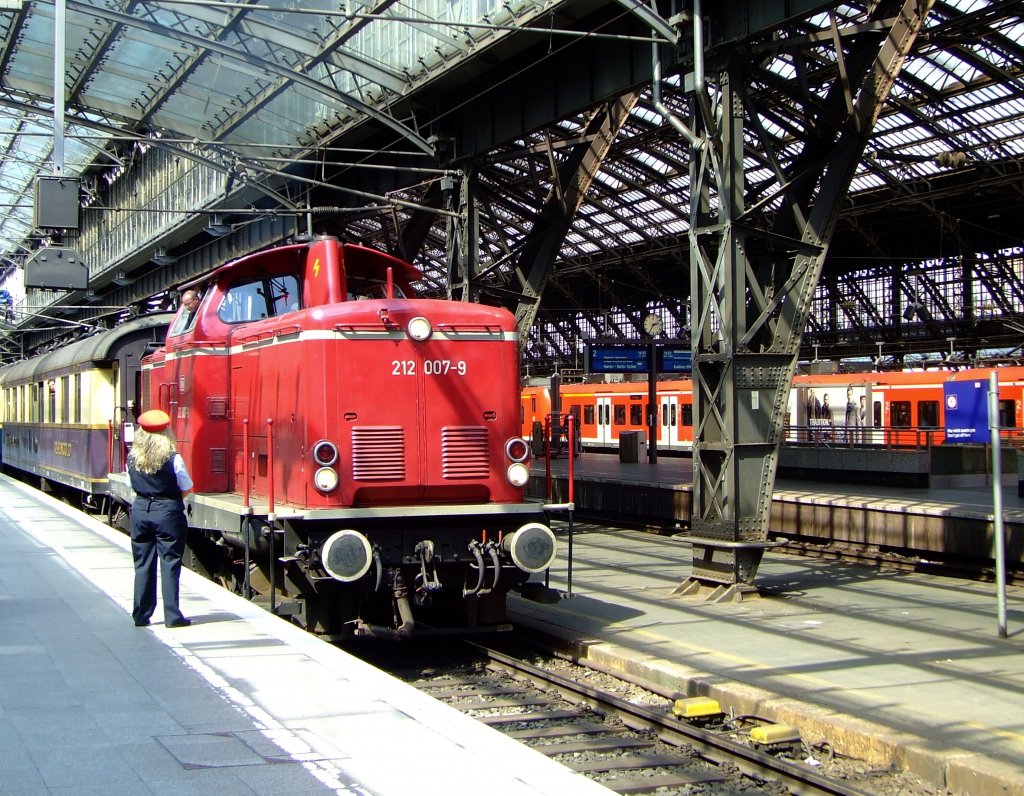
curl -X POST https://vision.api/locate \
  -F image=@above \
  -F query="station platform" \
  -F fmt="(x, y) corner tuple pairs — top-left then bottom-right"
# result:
(529, 452), (1024, 569)
(508, 514), (1024, 796)
(0, 474), (611, 796)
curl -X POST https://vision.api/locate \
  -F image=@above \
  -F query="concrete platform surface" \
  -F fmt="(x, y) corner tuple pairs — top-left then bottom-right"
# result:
(509, 520), (1024, 796)
(0, 474), (612, 796)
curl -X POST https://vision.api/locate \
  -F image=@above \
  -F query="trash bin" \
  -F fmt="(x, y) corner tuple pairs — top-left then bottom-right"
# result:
(619, 430), (640, 463)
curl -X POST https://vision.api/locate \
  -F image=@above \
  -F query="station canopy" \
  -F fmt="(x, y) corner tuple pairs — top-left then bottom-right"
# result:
(0, 1), (1020, 317)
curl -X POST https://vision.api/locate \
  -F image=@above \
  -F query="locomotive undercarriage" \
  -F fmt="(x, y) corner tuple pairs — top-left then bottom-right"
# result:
(176, 502), (558, 640)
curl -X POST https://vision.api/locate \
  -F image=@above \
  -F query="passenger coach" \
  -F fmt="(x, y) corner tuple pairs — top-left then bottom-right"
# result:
(0, 314), (172, 504)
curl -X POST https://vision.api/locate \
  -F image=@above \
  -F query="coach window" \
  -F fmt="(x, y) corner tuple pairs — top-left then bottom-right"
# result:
(682, 404), (693, 426)
(568, 405), (581, 435)
(73, 373), (82, 424)
(583, 404), (595, 425)
(918, 400), (939, 428)
(891, 400), (911, 428)
(630, 403), (643, 425)
(999, 399), (1015, 429)
(61, 376), (70, 423)
(47, 380), (56, 422)
(613, 404), (626, 425)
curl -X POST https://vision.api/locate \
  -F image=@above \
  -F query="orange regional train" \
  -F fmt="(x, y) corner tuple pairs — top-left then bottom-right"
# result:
(521, 367), (1024, 451)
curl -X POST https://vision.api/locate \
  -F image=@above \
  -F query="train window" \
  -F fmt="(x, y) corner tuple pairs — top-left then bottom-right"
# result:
(613, 404), (626, 425)
(630, 403), (642, 425)
(918, 400), (939, 428)
(671, 403), (677, 426)
(682, 404), (693, 426)
(891, 400), (911, 427)
(531, 396), (536, 412)
(218, 274), (301, 324)
(584, 405), (595, 424)
(61, 376), (70, 423)
(74, 373), (81, 424)
(873, 400), (881, 427)
(47, 380), (55, 423)
(347, 276), (406, 300)
(999, 399), (1015, 429)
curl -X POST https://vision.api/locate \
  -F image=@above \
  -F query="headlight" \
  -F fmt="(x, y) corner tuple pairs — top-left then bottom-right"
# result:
(505, 437), (530, 462)
(312, 439), (338, 466)
(506, 462), (529, 487)
(407, 316), (432, 341)
(314, 467), (339, 492)
(321, 529), (372, 582)
(503, 522), (557, 572)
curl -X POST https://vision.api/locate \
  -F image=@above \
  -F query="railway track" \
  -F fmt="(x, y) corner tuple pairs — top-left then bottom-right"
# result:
(403, 641), (888, 796)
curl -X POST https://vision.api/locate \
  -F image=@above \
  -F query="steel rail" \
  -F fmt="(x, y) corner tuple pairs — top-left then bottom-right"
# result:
(474, 643), (878, 796)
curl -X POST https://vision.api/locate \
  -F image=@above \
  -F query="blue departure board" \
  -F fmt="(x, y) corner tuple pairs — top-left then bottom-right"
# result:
(587, 344), (650, 373)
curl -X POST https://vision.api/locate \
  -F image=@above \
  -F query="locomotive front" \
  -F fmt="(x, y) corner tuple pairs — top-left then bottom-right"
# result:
(293, 286), (557, 637)
(145, 237), (557, 638)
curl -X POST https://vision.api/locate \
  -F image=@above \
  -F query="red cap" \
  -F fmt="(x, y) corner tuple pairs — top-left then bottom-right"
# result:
(138, 409), (171, 432)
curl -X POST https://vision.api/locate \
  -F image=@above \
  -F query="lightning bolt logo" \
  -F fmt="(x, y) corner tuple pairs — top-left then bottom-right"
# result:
(313, 258), (321, 278)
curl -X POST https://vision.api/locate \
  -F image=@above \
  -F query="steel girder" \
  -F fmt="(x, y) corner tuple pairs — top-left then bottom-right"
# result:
(680, 0), (936, 599)
(512, 93), (643, 332)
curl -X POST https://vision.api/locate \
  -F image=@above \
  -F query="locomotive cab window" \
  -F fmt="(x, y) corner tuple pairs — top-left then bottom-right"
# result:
(219, 274), (301, 324)
(347, 275), (406, 300)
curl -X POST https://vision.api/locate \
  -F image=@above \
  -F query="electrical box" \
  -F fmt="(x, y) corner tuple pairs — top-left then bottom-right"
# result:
(34, 177), (81, 230)
(24, 247), (89, 290)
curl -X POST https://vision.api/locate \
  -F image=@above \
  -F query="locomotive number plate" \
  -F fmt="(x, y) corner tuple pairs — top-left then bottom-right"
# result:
(392, 359), (467, 376)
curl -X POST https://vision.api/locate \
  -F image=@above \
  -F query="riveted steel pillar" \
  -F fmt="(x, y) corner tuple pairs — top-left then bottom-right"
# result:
(678, 0), (936, 600)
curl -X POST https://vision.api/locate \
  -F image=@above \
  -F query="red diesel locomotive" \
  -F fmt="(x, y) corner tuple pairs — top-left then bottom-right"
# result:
(0, 235), (556, 639)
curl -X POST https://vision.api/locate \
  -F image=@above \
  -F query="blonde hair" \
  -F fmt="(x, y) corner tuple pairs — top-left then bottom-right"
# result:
(128, 427), (178, 474)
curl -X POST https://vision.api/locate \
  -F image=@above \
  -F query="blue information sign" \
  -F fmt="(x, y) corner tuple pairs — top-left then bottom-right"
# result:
(587, 344), (650, 373)
(658, 346), (693, 373)
(943, 380), (989, 443)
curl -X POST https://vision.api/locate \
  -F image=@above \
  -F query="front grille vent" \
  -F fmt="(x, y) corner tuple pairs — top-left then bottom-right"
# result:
(442, 426), (489, 479)
(351, 426), (405, 481)
(209, 448), (226, 473)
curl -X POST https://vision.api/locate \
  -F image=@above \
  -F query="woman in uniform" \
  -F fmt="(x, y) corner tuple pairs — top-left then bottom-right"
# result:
(127, 409), (194, 628)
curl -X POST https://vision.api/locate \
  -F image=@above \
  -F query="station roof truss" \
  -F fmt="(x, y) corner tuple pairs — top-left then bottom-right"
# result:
(0, 0), (1020, 369)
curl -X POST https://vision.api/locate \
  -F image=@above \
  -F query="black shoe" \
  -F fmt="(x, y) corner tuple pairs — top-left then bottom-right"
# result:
(166, 618), (192, 628)
(134, 619), (151, 627)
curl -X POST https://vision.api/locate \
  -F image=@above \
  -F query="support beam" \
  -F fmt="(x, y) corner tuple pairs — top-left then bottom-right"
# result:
(678, 0), (936, 599)
(512, 92), (642, 332)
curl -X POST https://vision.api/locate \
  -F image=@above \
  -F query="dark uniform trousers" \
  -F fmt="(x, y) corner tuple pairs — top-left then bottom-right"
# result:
(130, 497), (188, 626)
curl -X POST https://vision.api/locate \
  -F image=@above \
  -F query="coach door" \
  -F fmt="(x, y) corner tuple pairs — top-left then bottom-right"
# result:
(660, 395), (679, 450)
(595, 396), (613, 445)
